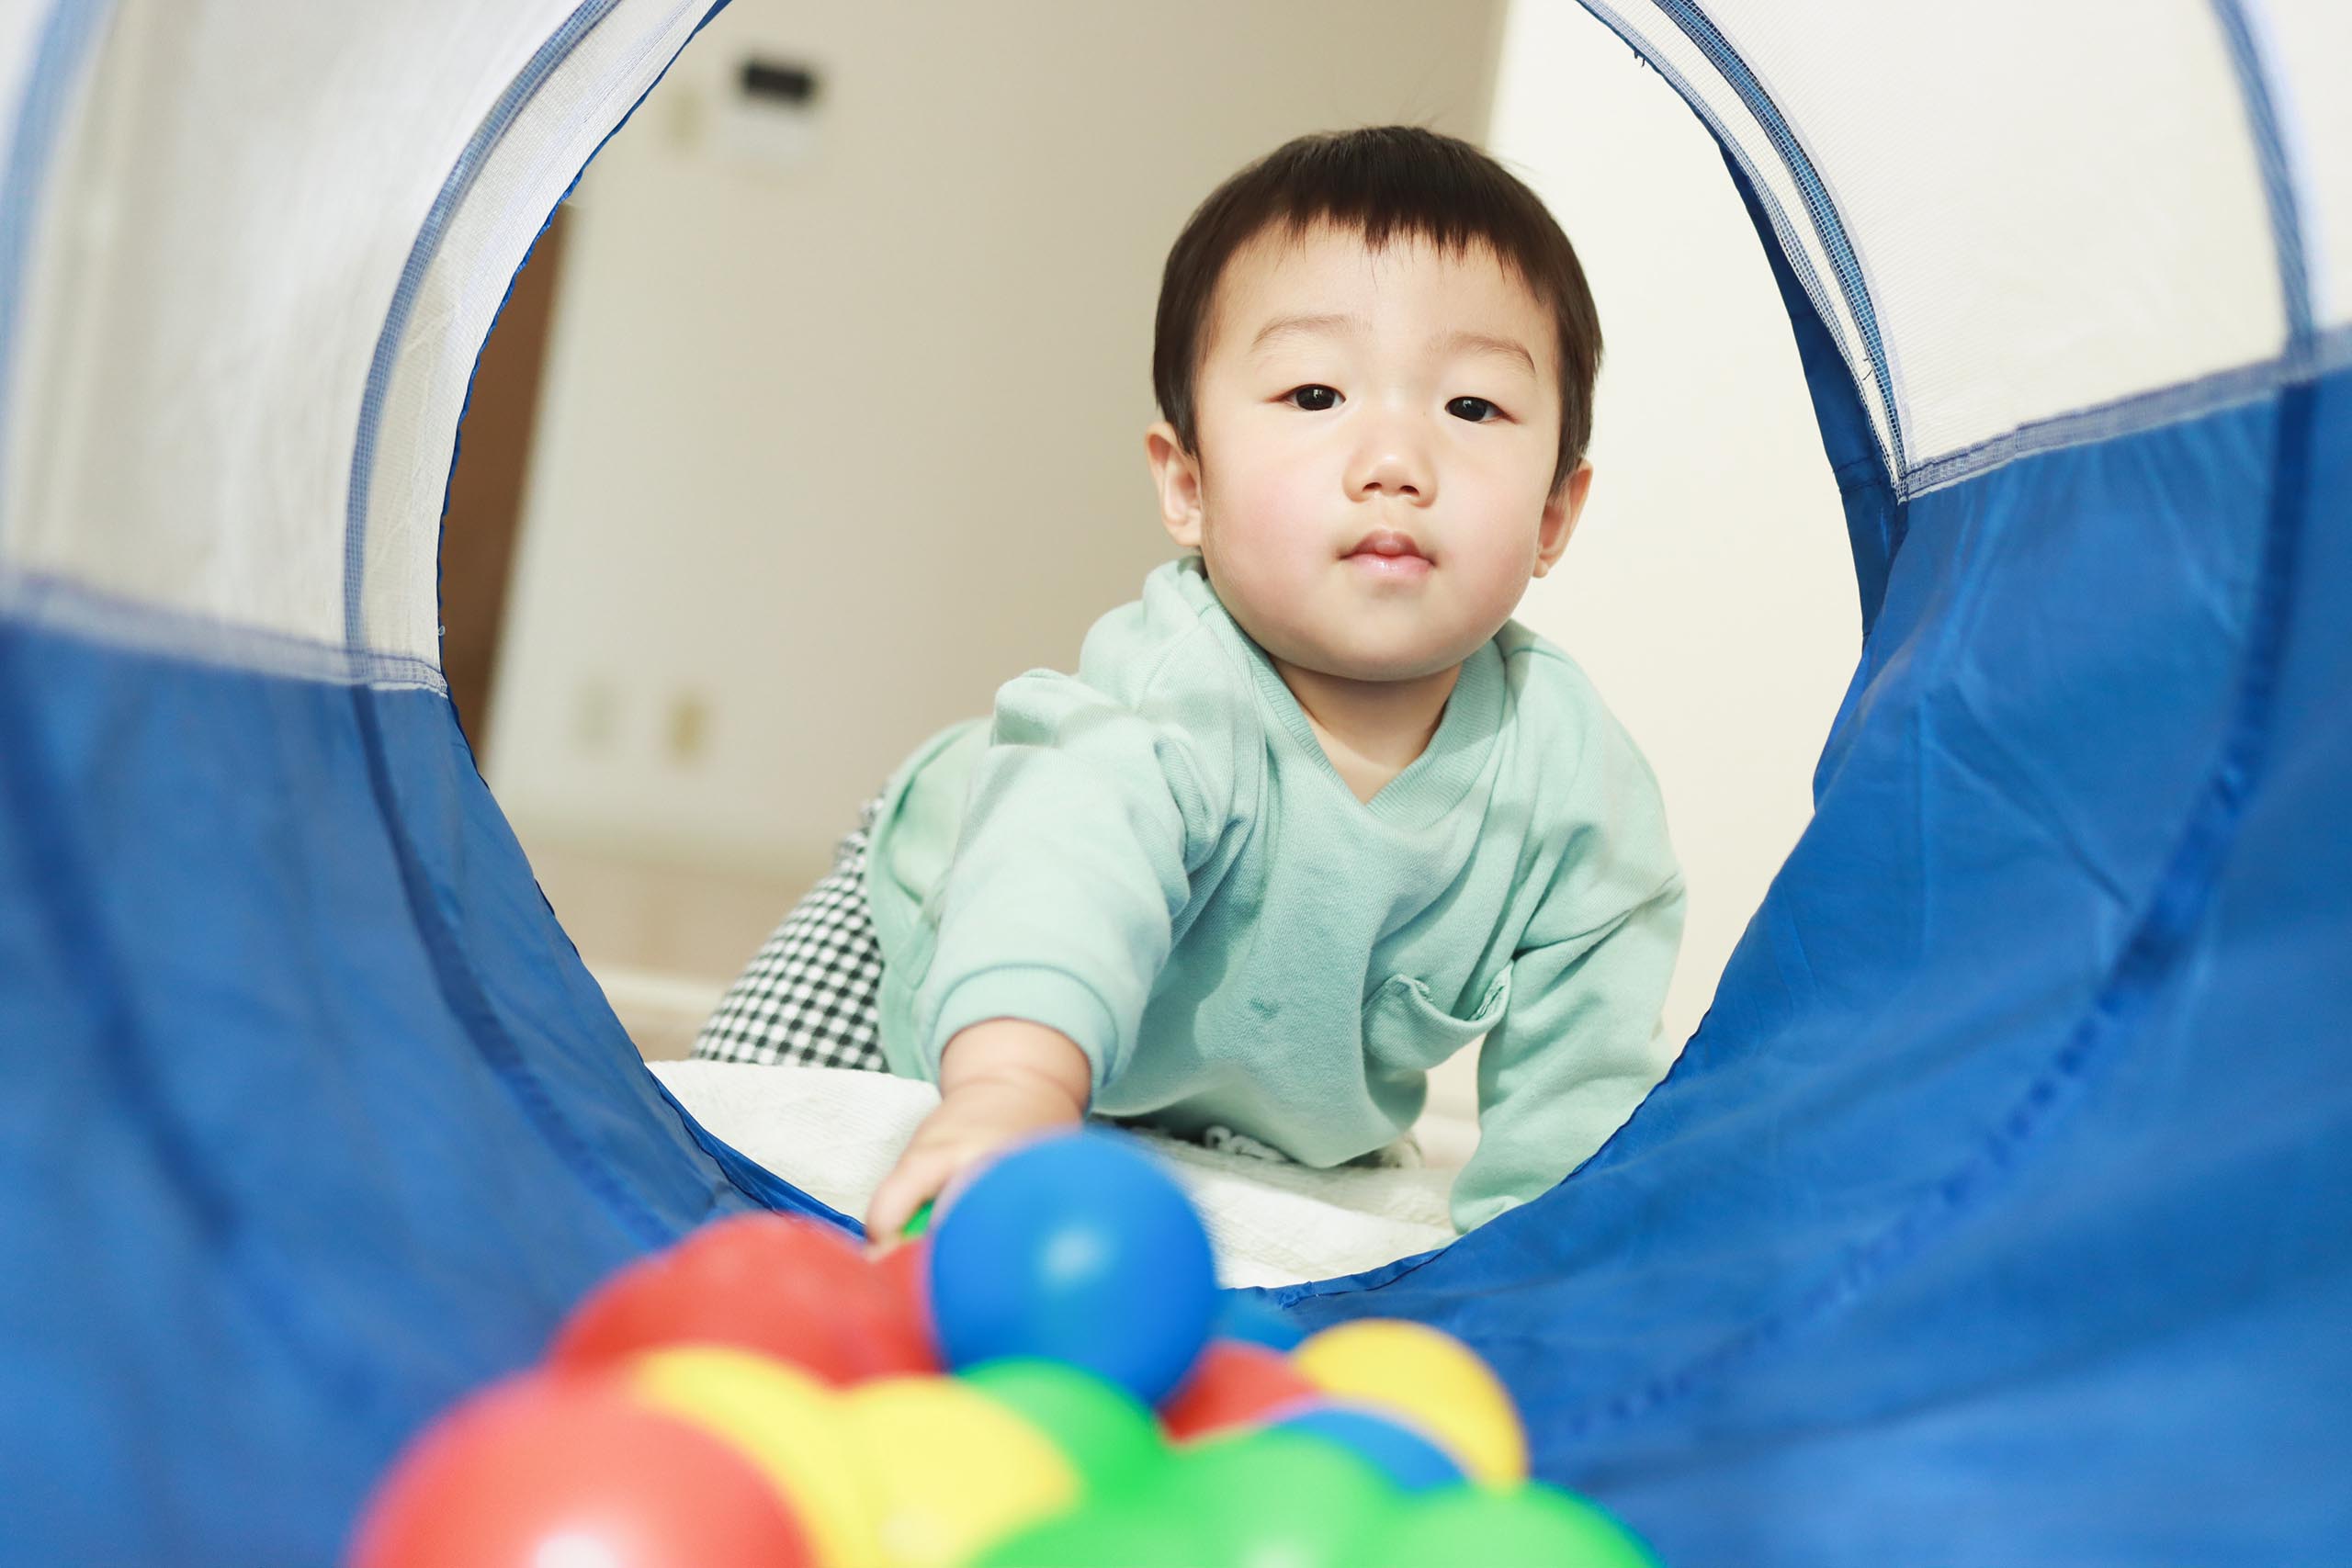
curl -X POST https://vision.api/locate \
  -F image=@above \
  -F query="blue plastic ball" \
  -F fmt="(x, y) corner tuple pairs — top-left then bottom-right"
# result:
(1271, 1402), (1468, 1493)
(1213, 1292), (1306, 1350)
(928, 1130), (1216, 1404)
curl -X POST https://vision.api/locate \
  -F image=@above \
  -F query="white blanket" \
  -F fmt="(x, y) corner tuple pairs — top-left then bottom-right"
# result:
(652, 1060), (1464, 1290)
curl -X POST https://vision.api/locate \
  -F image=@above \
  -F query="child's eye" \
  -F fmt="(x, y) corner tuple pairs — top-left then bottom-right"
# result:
(1282, 385), (1341, 412)
(1448, 396), (1504, 423)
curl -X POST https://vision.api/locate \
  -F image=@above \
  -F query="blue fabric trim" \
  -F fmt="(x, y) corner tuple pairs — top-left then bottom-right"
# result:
(342, 0), (627, 651)
(1573, 0), (1893, 491)
(1645, 0), (1907, 481)
(2210, 0), (2313, 349)
(1907, 322), (2352, 495)
(432, 0), (736, 710)
(1717, 143), (1901, 636)
(0, 0), (112, 552)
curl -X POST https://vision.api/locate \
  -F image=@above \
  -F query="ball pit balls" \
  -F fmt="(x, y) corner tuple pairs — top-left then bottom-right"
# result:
(351, 1136), (1671, 1568)
(626, 1346), (880, 1568)
(960, 1357), (1168, 1496)
(1158, 1338), (1320, 1442)
(348, 1369), (814, 1568)
(838, 1374), (1080, 1566)
(926, 1130), (1216, 1404)
(1145, 1427), (1404, 1567)
(1271, 1400), (1467, 1492)
(1294, 1317), (1529, 1484)
(1365, 1483), (1665, 1568)
(972, 1499), (1212, 1568)
(1214, 1291), (1307, 1350)
(551, 1212), (918, 1382)
(865, 1235), (942, 1375)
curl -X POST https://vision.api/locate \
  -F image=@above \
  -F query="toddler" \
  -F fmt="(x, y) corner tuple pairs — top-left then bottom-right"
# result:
(695, 125), (1686, 1242)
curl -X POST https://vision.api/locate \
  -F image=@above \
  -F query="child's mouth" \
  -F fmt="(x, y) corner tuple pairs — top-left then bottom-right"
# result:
(1344, 528), (1432, 579)
(1346, 551), (1432, 581)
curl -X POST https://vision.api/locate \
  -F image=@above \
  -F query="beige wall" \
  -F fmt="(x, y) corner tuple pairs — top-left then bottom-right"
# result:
(489, 0), (1508, 886)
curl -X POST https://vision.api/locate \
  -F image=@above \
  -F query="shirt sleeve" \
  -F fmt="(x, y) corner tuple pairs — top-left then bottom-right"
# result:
(909, 609), (1241, 1100)
(1448, 714), (1688, 1235)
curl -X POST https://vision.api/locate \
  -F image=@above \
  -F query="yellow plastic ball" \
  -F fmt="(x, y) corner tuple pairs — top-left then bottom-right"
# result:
(1292, 1319), (1528, 1486)
(838, 1375), (1081, 1567)
(628, 1346), (883, 1568)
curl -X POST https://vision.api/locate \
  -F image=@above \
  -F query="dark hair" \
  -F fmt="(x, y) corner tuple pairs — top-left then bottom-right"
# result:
(1151, 125), (1601, 497)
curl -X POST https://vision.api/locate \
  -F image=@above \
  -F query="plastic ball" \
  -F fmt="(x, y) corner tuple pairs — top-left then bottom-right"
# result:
(1293, 1318), (1527, 1484)
(628, 1347), (881, 1568)
(1366, 1483), (1663, 1567)
(1271, 1400), (1467, 1492)
(1158, 1338), (1319, 1442)
(1215, 1292), (1306, 1349)
(348, 1369), (813, 1568)
(961, 1357), (1168, 1495)
(550, 1213), (882, 1384)
(1146, 1427), (1404, 1568)
(865, 1236), (941, 1375)
(926, 1130), (1216, 1404)
(838, 1375), (1080, 1567)
(971, 1501), (1212, 1568)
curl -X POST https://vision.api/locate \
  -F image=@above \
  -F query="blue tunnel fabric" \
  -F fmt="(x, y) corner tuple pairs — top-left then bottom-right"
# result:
(1, 4), (2347, 1566)
(0, 626), (846, 1562)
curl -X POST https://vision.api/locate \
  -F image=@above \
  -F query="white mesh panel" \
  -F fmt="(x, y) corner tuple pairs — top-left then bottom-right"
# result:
(358, 0), (708, 669)
(0, 1), (698, 680)
(1596, 1), (2290, 493)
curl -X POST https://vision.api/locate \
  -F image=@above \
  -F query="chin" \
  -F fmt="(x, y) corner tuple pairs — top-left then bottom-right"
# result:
(1302, 644), (1462, 685)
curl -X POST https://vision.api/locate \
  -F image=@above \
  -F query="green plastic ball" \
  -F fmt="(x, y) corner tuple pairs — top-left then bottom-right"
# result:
(1367, 1483), (1663, 1567)
(1147, 1427), (1405, 1568)
(961, 1358), (1169, 1496)
(970, 1501), (1211, 1568)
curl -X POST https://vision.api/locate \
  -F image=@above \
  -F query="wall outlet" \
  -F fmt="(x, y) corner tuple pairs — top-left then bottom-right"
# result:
(666, 692), (710, 765)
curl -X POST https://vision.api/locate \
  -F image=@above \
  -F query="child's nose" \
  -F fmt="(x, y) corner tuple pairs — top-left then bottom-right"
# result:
(1347, 421), (1435, 502)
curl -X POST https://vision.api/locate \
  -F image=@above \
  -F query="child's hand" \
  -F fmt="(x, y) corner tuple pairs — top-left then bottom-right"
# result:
(865, 1019), (1090, 1251)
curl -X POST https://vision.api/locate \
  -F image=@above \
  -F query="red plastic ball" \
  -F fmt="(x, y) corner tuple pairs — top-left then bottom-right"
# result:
(865, 1237), (941, 1375)
(550, 1213), (881, 1384)
(348, 1370), (813, 1567)
(1159, 1338), (1320, 1442)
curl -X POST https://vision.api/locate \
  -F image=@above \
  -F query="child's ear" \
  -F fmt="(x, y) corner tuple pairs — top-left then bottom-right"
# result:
(1531, 459), (1594, 579)
(1145, 420), (1204, 549)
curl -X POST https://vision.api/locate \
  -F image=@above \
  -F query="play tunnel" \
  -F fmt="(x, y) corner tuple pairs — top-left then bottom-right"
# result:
(0, 3), (2345, 1562)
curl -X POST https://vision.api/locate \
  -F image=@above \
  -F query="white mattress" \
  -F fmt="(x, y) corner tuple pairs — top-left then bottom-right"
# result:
(651, 1060), (1465, 1290)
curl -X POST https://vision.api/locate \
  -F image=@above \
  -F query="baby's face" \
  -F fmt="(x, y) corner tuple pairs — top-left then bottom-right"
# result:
(1150, 220), (1585, 684)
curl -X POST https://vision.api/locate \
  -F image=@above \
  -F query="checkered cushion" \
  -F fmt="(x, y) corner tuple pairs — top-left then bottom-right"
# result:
(693, 795), (889, 1071)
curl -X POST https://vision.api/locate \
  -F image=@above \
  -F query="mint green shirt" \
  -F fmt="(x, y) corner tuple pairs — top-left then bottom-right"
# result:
(865, 555), (1686, 1233)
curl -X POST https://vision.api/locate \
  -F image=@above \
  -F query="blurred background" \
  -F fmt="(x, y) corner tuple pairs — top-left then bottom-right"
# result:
(441, 0), (1856, 1137)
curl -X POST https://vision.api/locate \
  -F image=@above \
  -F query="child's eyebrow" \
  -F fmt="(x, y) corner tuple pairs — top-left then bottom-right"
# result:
(1249, 312), (1536, 378)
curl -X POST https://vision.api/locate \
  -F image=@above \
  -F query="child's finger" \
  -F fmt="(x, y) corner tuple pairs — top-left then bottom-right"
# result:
(866, 1146), (955, 1247)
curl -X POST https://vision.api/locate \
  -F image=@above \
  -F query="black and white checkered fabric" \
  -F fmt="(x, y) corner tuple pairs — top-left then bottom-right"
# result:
(694, 794), (890, 1071)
